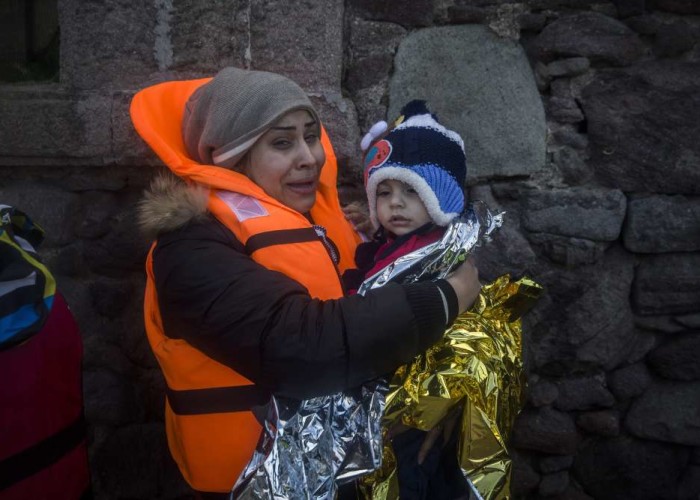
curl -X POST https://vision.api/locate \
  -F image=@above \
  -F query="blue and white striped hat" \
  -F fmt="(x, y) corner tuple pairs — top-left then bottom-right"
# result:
(363, 100), (467, 227)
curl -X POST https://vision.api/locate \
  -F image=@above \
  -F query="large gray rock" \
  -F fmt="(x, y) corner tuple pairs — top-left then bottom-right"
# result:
(607, 362), (652, 400)
(679, 465), (700, 500)
(539, 454), (574, 473)
(574, 314), (638, 371)
(652, 0), (700, 14)
(527, 234), (609, 268)
(97, 283), (154, 369)
(576, 410), (620, 437)
(348, 0), (435, 26)
(308, 93), (361, 172)
(388, 25), (546, 181)
(554, 375), (615, 411)
(552, 145), (593, 184)
(112, 92), (161, 166)
(250, 0), (344, 90)
(634, 253), (700, 315)
(73, 191), (120, 240)
(510, 453), (540, 497)
(581, 62), (700, 195)
(91, 423), (190, 499)
(573, 435), (690, 500)
(169, 1), (248, 74)
(83, 208), (151, 277)
(527, 377), (559, 408)
(677, 313), (700, 329)
(538, 470), (569, 497)
(626, 381), (700, 446)
(83, 370), (143, 426)
(545, 96), (585, 124)
(60, 0), (158, 90)
(89, 277), (134, 319)
(43, 243), (84, 277)
(346, 19), (406, 91)
(528, 247), (636, 374)
(522, 188), (626, 242)
(511, 406), (580, 455)
(0, 89), (111, 163)
(346, 19), (406, 131)
(0, 182), (79, 247)
(137, 369), (168, 422)
(469, 185), (537, 281)
(634, 314), (687, 335)
(546, 57), (591, 78)
(647, 333), (700, 381)
(531, 12), (645, 66)
(616, 0), (647, 18)
(82, 336), (134, 380)
(623, 194), (700, 253)
(654, 20), (696, 57)
(624, 329), (658, 364)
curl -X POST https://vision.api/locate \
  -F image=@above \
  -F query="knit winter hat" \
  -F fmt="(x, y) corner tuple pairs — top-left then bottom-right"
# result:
(182, 67), (320, 168)
(364, 100), (467, 227)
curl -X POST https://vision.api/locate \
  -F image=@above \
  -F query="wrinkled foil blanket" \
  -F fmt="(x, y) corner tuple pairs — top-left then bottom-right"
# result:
(232, 202), (539, 499)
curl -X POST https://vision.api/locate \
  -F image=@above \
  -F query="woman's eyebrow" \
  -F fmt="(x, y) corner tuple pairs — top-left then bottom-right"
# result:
(270, 121), (317, 131)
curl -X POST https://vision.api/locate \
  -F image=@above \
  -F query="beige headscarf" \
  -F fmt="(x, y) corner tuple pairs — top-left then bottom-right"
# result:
(182, 67), (320, 169)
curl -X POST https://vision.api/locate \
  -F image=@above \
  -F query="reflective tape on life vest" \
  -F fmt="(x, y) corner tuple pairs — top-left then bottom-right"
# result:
(166, 384), (270, 415)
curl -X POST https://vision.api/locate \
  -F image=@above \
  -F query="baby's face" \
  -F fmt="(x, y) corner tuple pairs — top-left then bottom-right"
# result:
(376, 179), (432, 236)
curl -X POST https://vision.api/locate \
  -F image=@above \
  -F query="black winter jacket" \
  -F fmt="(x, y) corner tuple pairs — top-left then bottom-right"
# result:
(145, 184), (457, 400)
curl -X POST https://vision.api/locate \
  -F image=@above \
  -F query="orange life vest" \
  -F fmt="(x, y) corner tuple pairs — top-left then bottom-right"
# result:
(131, 78), (361, 493)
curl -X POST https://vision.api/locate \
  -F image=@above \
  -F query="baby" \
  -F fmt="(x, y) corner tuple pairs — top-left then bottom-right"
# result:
(344, 100), (473, 499)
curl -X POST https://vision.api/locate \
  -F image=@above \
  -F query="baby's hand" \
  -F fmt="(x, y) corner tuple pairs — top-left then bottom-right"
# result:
(342, 201), (374, 237)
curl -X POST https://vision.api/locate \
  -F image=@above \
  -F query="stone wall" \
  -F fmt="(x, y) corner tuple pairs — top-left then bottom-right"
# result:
(1, 0), (699, 498)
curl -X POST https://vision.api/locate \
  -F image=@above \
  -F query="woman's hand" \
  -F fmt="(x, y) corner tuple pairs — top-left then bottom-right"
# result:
(342, 200), (374, 236)
(446, 257), (481, 314)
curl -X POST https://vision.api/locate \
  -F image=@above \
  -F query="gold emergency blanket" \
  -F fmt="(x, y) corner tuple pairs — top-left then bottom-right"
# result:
(361, 275), (542, 500)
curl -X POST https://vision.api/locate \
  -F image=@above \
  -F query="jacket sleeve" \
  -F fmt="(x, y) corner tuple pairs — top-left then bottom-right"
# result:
(153, 217), (447, 399)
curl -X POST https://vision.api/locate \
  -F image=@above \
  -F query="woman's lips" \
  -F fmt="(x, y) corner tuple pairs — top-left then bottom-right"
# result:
(286, 179), (318, 195)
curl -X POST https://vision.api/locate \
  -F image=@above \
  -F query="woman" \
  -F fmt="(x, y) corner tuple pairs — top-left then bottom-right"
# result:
(130, 67), (481, 497)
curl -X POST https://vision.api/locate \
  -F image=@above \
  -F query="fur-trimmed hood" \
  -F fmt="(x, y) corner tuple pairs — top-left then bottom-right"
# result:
(138, 175), (209, 240)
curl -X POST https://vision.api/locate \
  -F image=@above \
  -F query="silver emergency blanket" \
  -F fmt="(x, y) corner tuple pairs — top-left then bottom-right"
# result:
(231, 202), (503, 500)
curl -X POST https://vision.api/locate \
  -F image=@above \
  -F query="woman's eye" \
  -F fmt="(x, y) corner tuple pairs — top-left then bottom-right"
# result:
(305, 133), (319, 143)
(272, 139), (291, 148)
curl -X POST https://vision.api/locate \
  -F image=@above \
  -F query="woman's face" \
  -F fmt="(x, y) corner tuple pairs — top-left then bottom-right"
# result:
(245, 110), (325, 214)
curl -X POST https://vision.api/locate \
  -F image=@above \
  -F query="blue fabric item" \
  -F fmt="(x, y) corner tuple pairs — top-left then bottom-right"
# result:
(0, 206), (55, 350)
(378, 125), (466, 183)
(0, 303), (42, 343)
(395, 163), (461, 214)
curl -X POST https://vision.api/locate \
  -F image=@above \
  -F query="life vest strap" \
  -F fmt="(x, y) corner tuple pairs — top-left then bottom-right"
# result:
(166, 384), (270, 415)
(0, 414), (86, 491)
(244, 227), (319, 254)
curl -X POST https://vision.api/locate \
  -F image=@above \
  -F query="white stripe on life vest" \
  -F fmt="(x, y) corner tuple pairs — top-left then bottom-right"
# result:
(217, 191), (268, 222)
(0, 271), (37, 297)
